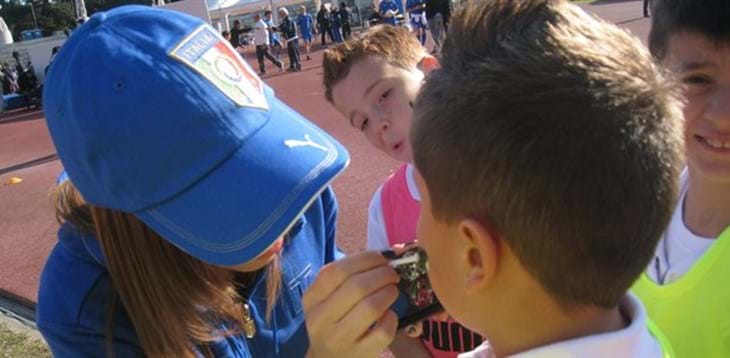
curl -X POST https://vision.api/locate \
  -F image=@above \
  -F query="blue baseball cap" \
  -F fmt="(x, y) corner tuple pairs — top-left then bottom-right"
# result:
(43, 6), (349, 266)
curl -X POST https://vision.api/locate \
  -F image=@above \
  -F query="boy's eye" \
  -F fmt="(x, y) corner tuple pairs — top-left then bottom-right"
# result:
(682, 74), (713, 86)
(682, 74), (714, 96)
(360, 118), (369, 131)
(377, 89), (392, 105)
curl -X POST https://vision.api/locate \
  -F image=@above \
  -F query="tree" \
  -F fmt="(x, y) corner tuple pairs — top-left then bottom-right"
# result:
(0, 0), (76, 39)
(84, 0), (152, 15)
(0, 0), (153, 41)
(37, 1), (76, 32)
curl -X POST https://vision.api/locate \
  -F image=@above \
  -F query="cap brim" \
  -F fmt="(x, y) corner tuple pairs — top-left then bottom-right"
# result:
(135, 96), (349, 266)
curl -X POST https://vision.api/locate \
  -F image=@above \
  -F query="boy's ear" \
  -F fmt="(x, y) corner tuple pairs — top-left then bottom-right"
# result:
(417, 54), (441, 75)
(457, 218), (499, 293)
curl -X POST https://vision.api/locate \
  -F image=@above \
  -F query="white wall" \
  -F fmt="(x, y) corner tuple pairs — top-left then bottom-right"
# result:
(11, 36), (66, 84)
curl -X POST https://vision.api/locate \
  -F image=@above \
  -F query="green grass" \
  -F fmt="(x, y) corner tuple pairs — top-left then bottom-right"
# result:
(0, 323), (50, 358)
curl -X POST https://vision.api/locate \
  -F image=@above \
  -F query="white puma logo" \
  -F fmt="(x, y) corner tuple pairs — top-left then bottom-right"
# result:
(284, 134), (327, 152)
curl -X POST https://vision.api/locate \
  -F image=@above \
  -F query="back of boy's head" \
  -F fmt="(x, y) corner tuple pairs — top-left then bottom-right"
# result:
(323, 25), (424, 103)
(649, 0), (730, 60)
(412, 0), (684, 309)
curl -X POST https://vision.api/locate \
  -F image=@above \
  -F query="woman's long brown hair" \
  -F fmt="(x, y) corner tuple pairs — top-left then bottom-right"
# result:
(92, 207), (282, 357)
(54, 182), (281, 357)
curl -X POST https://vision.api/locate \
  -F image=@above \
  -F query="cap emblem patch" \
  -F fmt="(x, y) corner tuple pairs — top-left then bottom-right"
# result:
(170, 25), (268, 110)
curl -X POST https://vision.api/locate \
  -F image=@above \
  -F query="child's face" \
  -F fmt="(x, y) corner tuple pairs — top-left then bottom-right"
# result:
(664, 31), (730, 182)
(331, 56), (425, 163)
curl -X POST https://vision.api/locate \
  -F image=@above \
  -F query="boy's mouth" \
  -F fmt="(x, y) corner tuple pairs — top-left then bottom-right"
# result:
(392, 142), (403, 152)
(696, 135), (730, 152)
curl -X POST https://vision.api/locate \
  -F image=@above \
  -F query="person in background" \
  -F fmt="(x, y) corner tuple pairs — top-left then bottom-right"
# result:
(229, 20), (242, 48)
(441, 0), (451, 30)
(643, 0), (651, 17)
(45, 46), (62, 77)
(279, 7), (302, 72)
(17, 60), (37, 109)
(407, 0), (428, 46)
(12, 50), (23, 76)
(253, 13), (283, 75)
(379, 0), (399, 26)
(368, 5), (382, 26)
(297, 5), (315, 61)
(425, 0), (446, 53)
(317, 4), (332, 46)
(632, 1), (730, 357)
(339, 2), (352, 40)
(330, 6), (344, 43)
(3, 62), (19, 94)
(265, 10), (284, 61)
(1, 64), (9, 94)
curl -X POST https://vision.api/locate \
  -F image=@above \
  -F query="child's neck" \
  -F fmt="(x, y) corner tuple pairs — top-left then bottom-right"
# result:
(487, 293), (627, 357)
(685, 168), (730, 238)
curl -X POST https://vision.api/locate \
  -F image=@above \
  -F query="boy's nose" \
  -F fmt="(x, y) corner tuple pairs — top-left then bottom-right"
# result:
(706, 85), (730, 128)
(378, 120), (390, 134)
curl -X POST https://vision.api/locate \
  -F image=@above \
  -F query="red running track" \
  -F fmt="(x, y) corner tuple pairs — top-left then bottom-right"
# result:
(0, 0), (650, 307)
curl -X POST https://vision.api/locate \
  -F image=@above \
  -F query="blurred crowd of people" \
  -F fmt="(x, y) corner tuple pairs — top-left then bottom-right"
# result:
(316, 2), (352, 46)
(222, 4), (353, 76)
(0, 50), (40, 111)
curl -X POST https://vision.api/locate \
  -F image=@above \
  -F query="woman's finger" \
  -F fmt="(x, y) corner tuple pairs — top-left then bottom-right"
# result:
(303, 251), (389, 312)
(332, 283), (399, 344)
(307, 265), (399, 333)
(353, 310), (399, 357)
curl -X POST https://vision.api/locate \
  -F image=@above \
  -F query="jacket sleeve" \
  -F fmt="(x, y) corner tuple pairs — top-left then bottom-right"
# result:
(320, 186), (345, 262)
(38, 321), (144, 358)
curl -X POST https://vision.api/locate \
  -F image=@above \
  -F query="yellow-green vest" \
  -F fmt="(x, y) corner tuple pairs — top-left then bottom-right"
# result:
(633, 226), (730, 357)
(647, 319), (675, 358)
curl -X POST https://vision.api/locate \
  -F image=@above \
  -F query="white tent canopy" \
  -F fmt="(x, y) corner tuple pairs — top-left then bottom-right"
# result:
(207, 0), (308, 20)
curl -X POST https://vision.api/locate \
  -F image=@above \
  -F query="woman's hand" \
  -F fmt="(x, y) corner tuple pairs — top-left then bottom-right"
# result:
(304, 251), (400, 358)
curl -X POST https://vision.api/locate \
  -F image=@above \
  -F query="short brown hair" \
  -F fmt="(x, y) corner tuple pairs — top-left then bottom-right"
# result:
(322, 25), (424, 103)
(649, 0), (730, 60)
(412, 0), (684, 308)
